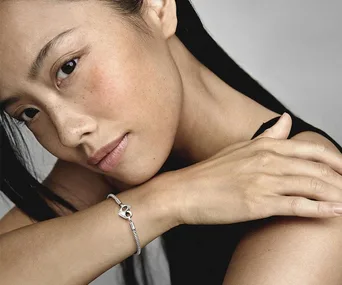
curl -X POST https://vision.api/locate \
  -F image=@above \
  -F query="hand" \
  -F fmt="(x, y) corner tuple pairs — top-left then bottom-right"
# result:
(163, 113), (342, 225)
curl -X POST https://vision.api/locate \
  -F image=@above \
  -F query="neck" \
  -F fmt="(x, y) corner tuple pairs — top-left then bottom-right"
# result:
(169, 36), (277, 163)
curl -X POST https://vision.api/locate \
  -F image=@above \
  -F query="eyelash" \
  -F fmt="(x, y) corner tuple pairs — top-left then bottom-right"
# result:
(14, 108), (39, 125)
(13, 117), (27, 126)
(54, 43), (91, 87)
(13, 57), (80, 125)
(55, 57), (79, 87)
(13, 43), (91, 125)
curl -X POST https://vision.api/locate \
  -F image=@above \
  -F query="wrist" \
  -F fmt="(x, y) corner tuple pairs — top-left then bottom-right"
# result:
(149, 171), (183, 229)
(115, 172), (181, 241)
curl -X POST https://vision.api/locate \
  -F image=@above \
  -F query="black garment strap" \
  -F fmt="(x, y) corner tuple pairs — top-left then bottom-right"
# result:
(252, 115), (342, 153)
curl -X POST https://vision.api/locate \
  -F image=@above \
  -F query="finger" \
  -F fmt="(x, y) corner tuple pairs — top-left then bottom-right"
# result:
(257, 112), (292, 140)
(252, 138), (342, 175)
(271, 175), (342, 203)
(208, 113), (292, 161)
(266, 155), (342, 193)
(252, 153), (342, 193)
(209, 113), (292, 162)
(272, 196), (342, 218)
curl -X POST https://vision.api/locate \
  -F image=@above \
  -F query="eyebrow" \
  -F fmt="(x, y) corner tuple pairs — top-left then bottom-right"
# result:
(28, 28), (77, 80)
(0, 28), (77, 113)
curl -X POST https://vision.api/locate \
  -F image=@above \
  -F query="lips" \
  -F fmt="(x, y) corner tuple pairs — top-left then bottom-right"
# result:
(87, 134), (126, 166)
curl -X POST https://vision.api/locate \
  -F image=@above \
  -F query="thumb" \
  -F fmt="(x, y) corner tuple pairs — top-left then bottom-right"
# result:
(257, 112), (292, 140)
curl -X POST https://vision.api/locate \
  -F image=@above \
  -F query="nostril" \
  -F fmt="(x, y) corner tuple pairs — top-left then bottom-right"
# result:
(53, 110), (97, 148)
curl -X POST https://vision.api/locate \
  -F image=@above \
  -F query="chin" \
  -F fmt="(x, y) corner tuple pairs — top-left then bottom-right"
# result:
(106, 154), (169, 189)
(102, 133), (176, 188)
(119, 165), (163, 187)
(104, 173), (156, 192)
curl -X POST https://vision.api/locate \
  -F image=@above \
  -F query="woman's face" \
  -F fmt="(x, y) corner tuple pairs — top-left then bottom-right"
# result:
(0, 0), (183, 186)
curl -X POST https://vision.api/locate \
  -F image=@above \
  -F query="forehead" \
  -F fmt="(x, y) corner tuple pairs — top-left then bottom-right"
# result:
(0, 0), (107, 38)
(0, 0), (114, 92)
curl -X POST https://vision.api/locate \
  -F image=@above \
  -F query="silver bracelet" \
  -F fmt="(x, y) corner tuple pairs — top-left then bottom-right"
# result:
(106, 193), (142, 255)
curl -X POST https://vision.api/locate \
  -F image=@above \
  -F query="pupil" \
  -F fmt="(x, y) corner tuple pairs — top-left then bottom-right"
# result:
(61, 60), (76, 74)
(25, 108), (38, 118)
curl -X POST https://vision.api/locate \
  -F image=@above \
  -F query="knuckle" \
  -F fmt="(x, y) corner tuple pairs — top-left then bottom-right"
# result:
(251, 173), (268, 185)
(243, 193), (266, 219)
(242, 175), (273, 219)
(253, 137), (273, 149)
(255, 150), (276, 166)
(317, 163), (332, 177)
(289, 197), (303, 216)
(309, 178), (324, 194)
(259, 198), (276, 218)
(316, 202), (325, 214)
(305, 140), (326, 154)
(312, 141), (326, 153)
(243, 174), (270, 197)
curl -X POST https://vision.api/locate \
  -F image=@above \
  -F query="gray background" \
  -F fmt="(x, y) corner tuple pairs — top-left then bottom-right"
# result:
(1, 1), (341, 284)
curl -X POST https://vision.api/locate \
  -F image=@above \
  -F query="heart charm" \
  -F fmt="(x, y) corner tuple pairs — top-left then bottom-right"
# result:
(119, 204), (133, 220)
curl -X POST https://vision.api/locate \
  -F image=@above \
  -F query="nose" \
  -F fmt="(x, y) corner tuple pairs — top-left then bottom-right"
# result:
(50, 104), (97, 148)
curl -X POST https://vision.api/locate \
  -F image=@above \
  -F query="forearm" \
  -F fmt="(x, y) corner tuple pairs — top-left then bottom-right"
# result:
(0, 175), (178, 285)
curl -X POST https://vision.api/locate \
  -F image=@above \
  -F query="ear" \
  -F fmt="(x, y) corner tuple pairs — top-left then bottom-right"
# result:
(145, 0), (177, 39)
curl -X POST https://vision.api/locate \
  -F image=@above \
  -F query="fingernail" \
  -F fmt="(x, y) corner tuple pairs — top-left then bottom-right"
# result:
(333, 206), (342, 214)
(282, 112), (290, 119)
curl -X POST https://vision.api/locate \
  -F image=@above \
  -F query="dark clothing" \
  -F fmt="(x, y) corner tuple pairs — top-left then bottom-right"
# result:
(163, 114), (342, 285)
(161, 2), (342, 284)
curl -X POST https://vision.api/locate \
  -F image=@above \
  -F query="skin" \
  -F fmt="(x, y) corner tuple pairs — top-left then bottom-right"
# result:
(0, 0), (276, 189)
(1, 0), (342, 284)
(223, 132), (342, 285)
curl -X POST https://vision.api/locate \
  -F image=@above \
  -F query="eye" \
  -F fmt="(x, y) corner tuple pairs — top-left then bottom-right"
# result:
(19, 108), (39, 123)
(56, 58), (79, 85)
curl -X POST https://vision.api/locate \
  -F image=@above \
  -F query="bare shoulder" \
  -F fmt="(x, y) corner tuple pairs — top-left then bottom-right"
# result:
(223, 131), (342, 285)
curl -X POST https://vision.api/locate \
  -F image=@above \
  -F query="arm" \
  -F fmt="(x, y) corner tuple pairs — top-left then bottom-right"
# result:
(223, 131), (342, 285)
(3, 116), (342, 284)
(0, 206), (36, 235)
(0, 174), (178, 285)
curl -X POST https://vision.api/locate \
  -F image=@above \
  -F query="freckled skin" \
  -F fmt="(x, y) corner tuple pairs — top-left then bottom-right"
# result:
(0, 0), (183, 186)
(0, 0), (277, 189)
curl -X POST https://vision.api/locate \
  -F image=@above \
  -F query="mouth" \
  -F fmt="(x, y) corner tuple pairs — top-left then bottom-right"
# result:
(87, 134), (128, 172)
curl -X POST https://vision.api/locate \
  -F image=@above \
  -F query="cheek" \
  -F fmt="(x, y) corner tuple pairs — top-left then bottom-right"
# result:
(82, 55), (182, 130)
(81, 63), (130, 119)
(83, 64), (115, 106)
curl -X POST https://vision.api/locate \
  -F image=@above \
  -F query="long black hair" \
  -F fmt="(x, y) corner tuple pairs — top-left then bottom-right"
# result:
(3, 1), (339, 285)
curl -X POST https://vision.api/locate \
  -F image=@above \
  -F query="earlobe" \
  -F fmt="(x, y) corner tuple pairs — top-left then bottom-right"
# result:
(146, 0), (177, 39)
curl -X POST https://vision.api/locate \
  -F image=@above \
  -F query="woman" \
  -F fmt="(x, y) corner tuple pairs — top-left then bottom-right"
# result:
(1, 0), (342, 284)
